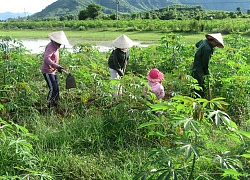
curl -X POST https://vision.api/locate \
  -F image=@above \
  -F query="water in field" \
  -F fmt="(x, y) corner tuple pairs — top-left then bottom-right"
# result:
(21, 39), (51, 54)
(21, 39), (147, 54)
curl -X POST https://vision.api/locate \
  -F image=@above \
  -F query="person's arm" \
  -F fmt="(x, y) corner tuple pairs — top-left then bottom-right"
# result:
(122, 53), (129, 74)
(201, 48), (211, 75)
(43, 46), (59, 69)
(143, 85), (148, 97)
(113, 51), (124, 76)
(157, 85), (165, 99)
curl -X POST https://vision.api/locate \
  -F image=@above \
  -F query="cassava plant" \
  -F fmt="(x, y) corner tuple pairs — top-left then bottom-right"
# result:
(134, 95), (249, 180)
(0, 115), (52, 179)
(0, 36), (41, 120)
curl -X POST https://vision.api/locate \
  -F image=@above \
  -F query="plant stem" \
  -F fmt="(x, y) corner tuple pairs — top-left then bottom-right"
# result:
(189, 153), (196, 180)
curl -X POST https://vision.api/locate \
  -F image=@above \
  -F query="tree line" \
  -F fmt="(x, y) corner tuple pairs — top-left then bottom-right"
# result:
(3, 4), (250, 22)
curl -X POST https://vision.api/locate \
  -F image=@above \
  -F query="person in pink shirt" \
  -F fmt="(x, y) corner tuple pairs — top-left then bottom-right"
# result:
(41, 31), (69, 108)
(144, 68), (165, 99)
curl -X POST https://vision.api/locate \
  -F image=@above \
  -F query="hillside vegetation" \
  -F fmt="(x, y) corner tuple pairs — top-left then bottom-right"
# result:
(30, 0), (250, 19)
(1, 19), (250, 37)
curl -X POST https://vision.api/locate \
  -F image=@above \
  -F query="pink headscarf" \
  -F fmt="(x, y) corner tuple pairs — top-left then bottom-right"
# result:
(146, 68), (164, 82)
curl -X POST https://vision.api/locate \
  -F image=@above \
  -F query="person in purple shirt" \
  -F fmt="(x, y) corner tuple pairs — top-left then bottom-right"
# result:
(41, 31), (69, 108)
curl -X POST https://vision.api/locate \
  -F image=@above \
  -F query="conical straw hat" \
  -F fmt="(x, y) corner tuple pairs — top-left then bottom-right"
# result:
(48, 31), (69, 46)
(205, 33), (224, 48)
(112, 34), (134, 48)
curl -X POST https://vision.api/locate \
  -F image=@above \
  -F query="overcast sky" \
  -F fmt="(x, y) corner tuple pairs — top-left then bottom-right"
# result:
(0, 0), (57, 14)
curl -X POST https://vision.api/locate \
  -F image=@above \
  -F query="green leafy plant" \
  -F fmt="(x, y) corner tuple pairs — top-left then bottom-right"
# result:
(135, 95), (249, 179)
(0, 117), (52, 179)
(1, 31), (250, 179)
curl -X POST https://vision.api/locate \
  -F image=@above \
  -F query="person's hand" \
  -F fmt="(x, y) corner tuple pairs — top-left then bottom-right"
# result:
(118, 71), (124, 77)
(57, 66), (64, 73)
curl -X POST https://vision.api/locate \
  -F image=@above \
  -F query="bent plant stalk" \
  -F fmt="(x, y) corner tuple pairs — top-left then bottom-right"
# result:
(189, 153), (196, 180)
(189, 131), (198, 180)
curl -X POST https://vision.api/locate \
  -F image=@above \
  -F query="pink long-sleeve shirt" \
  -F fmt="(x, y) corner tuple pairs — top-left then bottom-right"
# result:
(144, 81), (165, 99)
(41, 41), (60, 74)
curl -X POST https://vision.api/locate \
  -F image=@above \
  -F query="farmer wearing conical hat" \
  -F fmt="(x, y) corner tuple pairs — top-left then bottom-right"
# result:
(41, 31), (69, 108)
(108, 34), (134, 97)
(192, 33), (224, 98)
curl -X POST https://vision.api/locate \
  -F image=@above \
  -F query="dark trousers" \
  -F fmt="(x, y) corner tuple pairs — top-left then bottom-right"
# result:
(194, 81), (205, 98)
(43, 73), (59, 107)
(192, 72), (205, 98)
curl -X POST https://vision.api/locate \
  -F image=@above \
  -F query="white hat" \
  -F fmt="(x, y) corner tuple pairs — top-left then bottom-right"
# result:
(205, 33), (224, 48)
(112, 34), (134, 48)
(48, 31), (69, 46)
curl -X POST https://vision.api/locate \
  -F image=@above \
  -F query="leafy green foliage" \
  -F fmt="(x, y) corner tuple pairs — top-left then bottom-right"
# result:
(2, 18), (250, 37)
(0, 118), (52, 179)
(78, 3), (102, 20)
(136, 95), (249, 179)
(27, 0), (250, 20)
(0, 30), (250, 179)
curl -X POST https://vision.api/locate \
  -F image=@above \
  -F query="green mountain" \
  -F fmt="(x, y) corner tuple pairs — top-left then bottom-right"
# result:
(179, 0), (249, 12)
(32, 0), (249, 18)
(32, 0), (177, 18)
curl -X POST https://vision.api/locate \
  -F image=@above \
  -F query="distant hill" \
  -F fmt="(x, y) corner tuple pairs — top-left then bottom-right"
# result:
(32, 0), (175, 18)
(0, 12), (32, 20)
(31, 0), (249, 19)
(179, 0), (249, 12)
